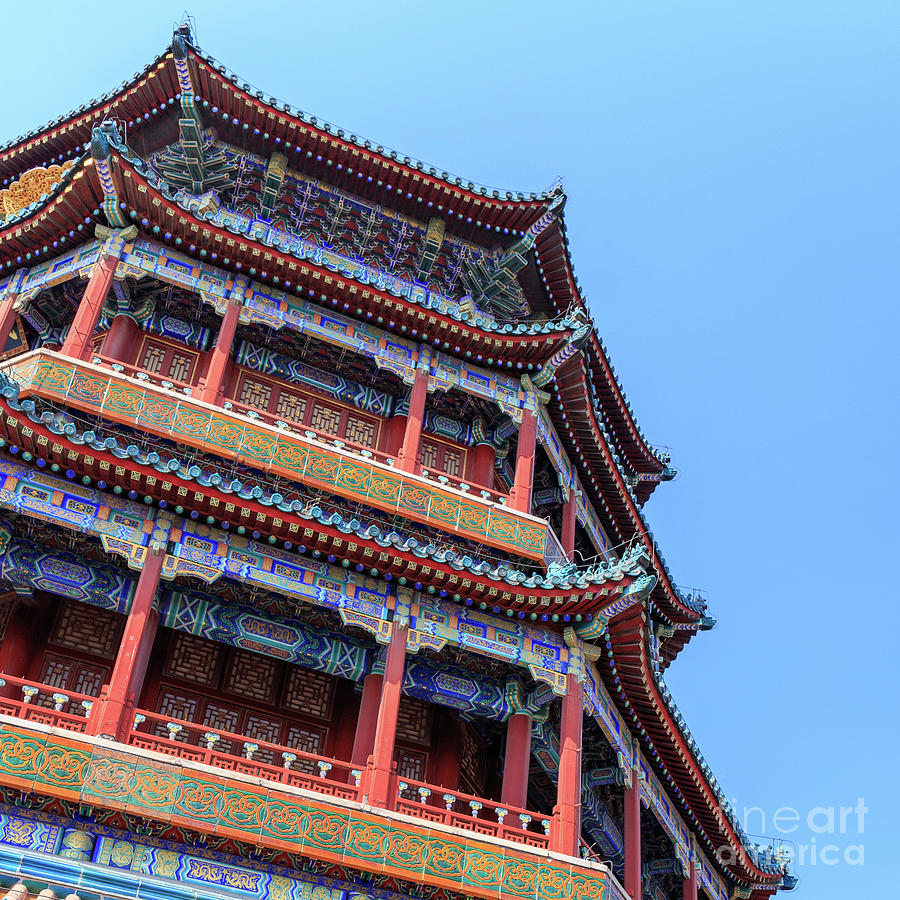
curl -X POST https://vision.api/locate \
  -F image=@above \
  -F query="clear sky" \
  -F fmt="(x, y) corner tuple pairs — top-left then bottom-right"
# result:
(2, 2), (896, 896)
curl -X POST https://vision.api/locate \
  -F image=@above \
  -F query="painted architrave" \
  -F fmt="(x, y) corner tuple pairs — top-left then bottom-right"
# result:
(0, 724), (611, 900)
(114, 236), (529, 420)
(3, 350), (550, 559)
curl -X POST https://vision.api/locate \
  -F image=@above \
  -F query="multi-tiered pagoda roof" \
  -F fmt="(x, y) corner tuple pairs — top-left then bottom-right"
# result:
(0, 24), (792, 900)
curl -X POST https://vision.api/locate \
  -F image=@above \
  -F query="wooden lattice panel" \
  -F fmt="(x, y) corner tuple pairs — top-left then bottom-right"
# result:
(239, 377), (273, 409)
(346, 414), (376, 447)
(309, 401), (341, 435)
(275, 390), (307, 422)
(51, 601), (120, 658)
(223, 650), (278, 702)
(282, 667), (335, 720)
(39, 654), (107, 697)
(460, 724), (487, 794)
(397, 697), (433, 745)
(156, 689), (200, 740)
(396, 748), (427, 782)
(164, 633), (222, 685)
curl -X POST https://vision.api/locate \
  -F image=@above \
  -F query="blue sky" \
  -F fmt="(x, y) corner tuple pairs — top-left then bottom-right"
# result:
(2, 2), (896, 896)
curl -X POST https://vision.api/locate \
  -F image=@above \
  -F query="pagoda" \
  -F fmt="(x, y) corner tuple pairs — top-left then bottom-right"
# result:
(0, 24), (793, 900)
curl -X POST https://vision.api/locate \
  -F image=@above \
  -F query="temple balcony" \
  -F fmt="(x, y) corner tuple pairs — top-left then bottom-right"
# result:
(0, 675), (626, 900)
(0, 349), (567, 566)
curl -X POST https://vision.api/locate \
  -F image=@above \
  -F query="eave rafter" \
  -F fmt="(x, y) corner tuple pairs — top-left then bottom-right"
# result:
(607, 607), (783, 889)
(110, 150), (574, 365)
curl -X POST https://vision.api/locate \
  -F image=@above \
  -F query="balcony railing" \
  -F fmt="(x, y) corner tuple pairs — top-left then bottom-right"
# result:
(90, 353), (510, 506)
(0, 677), (551, 850)
(0, 675), (94, 732)
(4, 350), (553, 562)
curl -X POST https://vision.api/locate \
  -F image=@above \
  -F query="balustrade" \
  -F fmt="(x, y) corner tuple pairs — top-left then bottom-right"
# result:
(394, 776), (550, 849)
(0, 675), (94, 732)
(89, 352), (508, 504)
(0, 676), (555, 851)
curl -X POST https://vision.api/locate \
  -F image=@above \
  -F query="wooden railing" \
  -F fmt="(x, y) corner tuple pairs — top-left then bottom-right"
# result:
(127, 707), (551, 847)
(90, 353), (508, 505)
(395, 776), (550, 848)
(0, 675), (95, 732)
(0, 679), (554, 849)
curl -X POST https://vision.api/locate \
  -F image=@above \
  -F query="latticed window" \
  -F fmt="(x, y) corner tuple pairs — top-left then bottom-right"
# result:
(419, 439), (465, 478)
(345, 415), (376, 447)
(239, 377), (273, 410)
(51, 601), (121, 658)
(140, 343), (166, 374)
(39, 655), (107, 699)
(395, 748), (427, 782)
(164, 633), (223, 685)
(460, 723), (488, 796)
(223, 651), (278, 702)
(245, 713), (284, 765)
(396, 698), (433, 744)
(138, 339), (198, 384)
(154, 634), (339, 766)
(275, 390), (307, 423)
(309, 401), (341, 435)
(283, 667), (335, 720)
(169, 351), (194, 383)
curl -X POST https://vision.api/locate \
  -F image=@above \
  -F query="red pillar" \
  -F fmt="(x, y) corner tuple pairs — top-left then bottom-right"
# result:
(351, 672), (384, 766)
(683, 859), (698, 900)
(396, 371), (428, 473)
(0, 269), (26, 350)
(0, 593), (38, 696)
(469, 442), (496, 490)
(362, 622), (408, 808)
(552, 674), (583, 856)
(501, 712), (532, 810)
(102, 315), (139, 365)
(89, 547), (164, 741)
(61, 232), (132, 360)
(508, 408), (537, 512)
(430, 708), (463, 789)
(562, 493), (577, 559)
(200, 296), (243, 404)
(624, 766), (642, 899)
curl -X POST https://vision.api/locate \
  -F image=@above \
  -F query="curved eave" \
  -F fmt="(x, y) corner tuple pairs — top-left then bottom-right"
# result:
(534, 219), (669, 487)
(185, 46), (557, 241)
(0, 52), (180, 182)
(0, 155), (102, 260)
(0, 395), (645, 611)
(608, 606), (783, 889)
(109, 151), (573, 363)
(552, 357), (700, 644)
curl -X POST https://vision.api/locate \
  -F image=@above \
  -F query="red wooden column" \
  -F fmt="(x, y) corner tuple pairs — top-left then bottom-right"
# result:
(561, 490), (577, 559)
(351, 671), (384, 766)
(362, 619), (408, 808)
(431, 709), (463, 789)
(469, 441), (496, 490)
(89, 547), (165, 741)
(508, 407), (538, 513)
(395, 370), (428, 473)
(0, 269), (27, 351)
(102, 315), (140, 365)
(0, 592), (36, 697)
(200, 276), (247, 404)
(624, 764), (642, 899)
(552, 674), (583, 856)
(501, 712), (533, 811)
(683, 855), (698, 900)
(61, 227), (136, 361)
